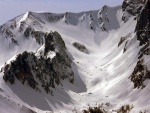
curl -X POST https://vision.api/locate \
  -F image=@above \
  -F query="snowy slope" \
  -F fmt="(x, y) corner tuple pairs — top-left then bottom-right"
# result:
(0, 2), (150, 113)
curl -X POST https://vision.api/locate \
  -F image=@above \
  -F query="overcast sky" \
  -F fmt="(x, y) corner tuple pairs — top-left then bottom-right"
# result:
(0, 0), (123, 25)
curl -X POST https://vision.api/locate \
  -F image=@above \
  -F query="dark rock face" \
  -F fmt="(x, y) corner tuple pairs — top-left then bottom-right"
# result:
(44, 31), (66, 54)
(3, 31), (74, 94)
(118, 37), (126, 47)
(118, 33), (132, 53)
(44, 33), (55, 54)
(0, 26), (14, 39)
(72, 42), (88, 54)
(122, 0), (146, 15)
(44, 13), (64, 23)
(3, 52), (38, 89)
(122, 0), (130, 11)
(122, 0), (146, 22)
(19, 21), (26, 33)
(122, 0), (150, 88)
(135, 0), (150, 45)
(130, 41), (150, 89)
(98, 6), (108, 31)
(139, 41), (150, 57)
(130, 59), (150, 89)
(0, 25), (18, 45)
(134, 0), (150, 88)
(24, 27), (32, 37)
(118, 37), (129, 53)
(24, 27), (45, 45)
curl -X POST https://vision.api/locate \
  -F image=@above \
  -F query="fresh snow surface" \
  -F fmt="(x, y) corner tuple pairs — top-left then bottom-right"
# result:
(0, 6), (150, 113)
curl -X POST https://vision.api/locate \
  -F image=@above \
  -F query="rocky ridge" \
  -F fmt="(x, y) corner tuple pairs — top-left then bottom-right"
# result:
(2, 31), (74, 94)
(122, 0), (150, 88)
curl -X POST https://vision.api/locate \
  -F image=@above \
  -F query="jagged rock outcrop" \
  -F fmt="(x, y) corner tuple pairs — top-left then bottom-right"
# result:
(3, 31), (74, 94)
(0, 11), (51, 49)
(130, 39), (150, 89)
(129, 0), (150, 88)
(118, 33), (132, 53)
(122, 0), (146, 22)
(130, 51), (150, 89)
(44, 32), (66, 54)
(135, 0), (150, 45)
(24, 27), (32, 37)
(0, 25), (18, 45)
(98, 5), (108, 31)
(0, 27), (14, 39)
(72, 42), (88, 54)
(130, 59), (150, 89)
(19, 21), (26, 32)
(24, 27), (45, 45)
(122, 0), (145, 15)
(45, 13), (64, 23)
(118, 37), (127, 47)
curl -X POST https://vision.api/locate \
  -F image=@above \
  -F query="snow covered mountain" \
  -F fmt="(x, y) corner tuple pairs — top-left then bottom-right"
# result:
(0, 0), (150, 113)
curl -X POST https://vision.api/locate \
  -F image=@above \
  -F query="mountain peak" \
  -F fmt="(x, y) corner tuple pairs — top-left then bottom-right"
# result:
(19, 12), (30, 22)
(0, 1), (150, 113)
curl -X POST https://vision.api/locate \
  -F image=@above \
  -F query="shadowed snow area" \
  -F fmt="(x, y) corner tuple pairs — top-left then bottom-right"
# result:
(0, 3), (150, 113)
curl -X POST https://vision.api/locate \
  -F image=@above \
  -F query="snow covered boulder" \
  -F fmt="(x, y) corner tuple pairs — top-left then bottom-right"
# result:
(72, 42), (88, 54)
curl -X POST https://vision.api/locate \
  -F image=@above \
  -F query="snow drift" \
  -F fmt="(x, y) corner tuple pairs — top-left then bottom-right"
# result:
(0, 0), (150, 113)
